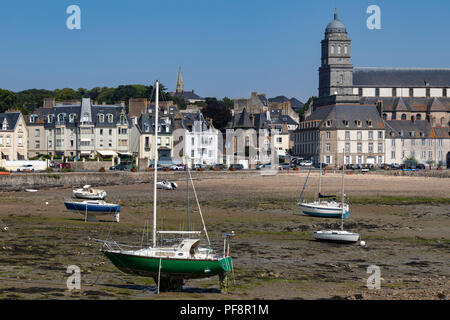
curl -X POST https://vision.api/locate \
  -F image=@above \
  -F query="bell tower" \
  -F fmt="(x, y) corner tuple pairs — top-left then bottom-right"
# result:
(316, 9), (358, 107)
(176, 67), (184, 94)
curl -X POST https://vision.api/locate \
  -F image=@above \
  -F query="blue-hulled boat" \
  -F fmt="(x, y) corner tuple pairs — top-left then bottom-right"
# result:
(64, 200), (120, 222)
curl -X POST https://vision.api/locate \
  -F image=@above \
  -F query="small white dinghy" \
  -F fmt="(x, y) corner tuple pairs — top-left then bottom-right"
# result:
(157, 180), (178, 190)
(313, 149), (359, 244)
(73, 185), (107, 200)
(25, 189), (38, 193)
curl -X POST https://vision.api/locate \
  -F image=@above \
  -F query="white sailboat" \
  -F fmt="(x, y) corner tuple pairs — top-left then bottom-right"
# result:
(73, 185), (107, 200)
(95, 81), (234, 292)
(313, 148), (359, 243)
(298, 136), (349, 219)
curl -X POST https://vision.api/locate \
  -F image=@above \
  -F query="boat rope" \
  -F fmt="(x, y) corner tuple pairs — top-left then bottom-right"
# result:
(187, 168), (211, 247)
(299, 165), (313, 203)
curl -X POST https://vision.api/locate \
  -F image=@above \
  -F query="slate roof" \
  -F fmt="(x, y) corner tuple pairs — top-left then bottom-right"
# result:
(0, 112), (21, 132)
(147, 104), (179, 115)
(361, 97), (450, 113)
(431, 127), (450, 139)
(385, 120), (432, 139)
(268, 96), (304, 110)
(354, 68), (450, 87)
(174, 90), (203, 101)
(27, 101), (130, 128)
(182, 112), (212, 132)
(232, 108), (254, 129)
(274, 115), (298, 126)
(326, 15), (346, 33)
(304, 104), (385, 130)
(137, 113), (174, 135)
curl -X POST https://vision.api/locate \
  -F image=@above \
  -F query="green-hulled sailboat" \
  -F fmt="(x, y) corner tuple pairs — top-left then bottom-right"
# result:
(96, 80), (234, 292)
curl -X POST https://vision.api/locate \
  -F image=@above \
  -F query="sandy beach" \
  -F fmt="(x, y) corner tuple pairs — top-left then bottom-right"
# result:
(0, 171), (449, 300)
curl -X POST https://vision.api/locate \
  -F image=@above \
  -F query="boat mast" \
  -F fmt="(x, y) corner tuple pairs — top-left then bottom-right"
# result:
(341, 148), (345, 231)
(187, 158), (190, 235)
(318, 134), (323, 199)
(153, 80), (159, 247)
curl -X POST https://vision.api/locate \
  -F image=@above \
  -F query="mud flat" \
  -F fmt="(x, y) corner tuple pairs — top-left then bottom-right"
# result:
(0, 173), (448, 300)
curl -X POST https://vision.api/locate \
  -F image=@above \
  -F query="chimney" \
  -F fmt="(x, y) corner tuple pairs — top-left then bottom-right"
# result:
(376, 100), (383, 117)
(43, 98), (56, 108)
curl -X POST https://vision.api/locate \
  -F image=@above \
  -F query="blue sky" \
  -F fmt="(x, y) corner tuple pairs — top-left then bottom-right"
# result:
(0, 0), (449, 102)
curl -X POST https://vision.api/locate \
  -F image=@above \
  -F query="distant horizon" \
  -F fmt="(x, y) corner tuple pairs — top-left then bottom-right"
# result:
(1, 0), (449, 102)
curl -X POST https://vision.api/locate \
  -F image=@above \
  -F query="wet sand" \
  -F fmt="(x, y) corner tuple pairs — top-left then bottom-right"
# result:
(0, 172), (449, 300)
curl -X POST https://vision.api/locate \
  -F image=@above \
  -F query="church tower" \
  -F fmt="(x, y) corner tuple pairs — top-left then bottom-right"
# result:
(316, 9), (358, 107)
(176, 67), (184, 94)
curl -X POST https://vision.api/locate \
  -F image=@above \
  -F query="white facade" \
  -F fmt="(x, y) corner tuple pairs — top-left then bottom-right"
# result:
(185, 120), (220, 166)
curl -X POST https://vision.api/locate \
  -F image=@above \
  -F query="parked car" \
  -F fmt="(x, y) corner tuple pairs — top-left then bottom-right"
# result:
(192, 164), (206, 170)
(110, 163), (129, 171)
(210, 164), (225, 170)
(299, 160), (313, 166)
(256, 163), (271, 170)
(169, 164), (185, 171)
(380, 163), (391, 170)
(391, 163), (401, 170)
(314, 162), (328, 169)
(148, 164), (163, 170)
(17, 164), (35, 172)
(229, 164), (244, 171)
(57, 163), (71, 169)
(280, 163), (291, 170)
(417, 163), (426, 170)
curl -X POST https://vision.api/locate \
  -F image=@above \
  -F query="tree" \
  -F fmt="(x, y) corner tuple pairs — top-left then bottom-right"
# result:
(201, 98), (232, 132)
(222, 97), (234, 109)
(171, 95), (187, 109)
(297, 96), (317, 120)
(15, 89), (54, 111)
(96, 88), (116, 105)
(0, 89), (17, 113)
(54, 88), (78, 100)
(88, 87), (108, 101)
(77, 88), (90, 98)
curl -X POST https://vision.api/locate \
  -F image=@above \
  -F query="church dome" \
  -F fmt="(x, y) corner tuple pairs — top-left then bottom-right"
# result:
(325, 9), (346, 33)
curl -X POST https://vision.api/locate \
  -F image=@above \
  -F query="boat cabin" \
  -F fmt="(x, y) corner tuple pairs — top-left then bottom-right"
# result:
(176, 239), (201, 257)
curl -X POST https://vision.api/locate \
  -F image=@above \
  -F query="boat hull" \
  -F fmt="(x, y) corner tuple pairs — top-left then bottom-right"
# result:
(64, 201), (120, 213)
(103, 251), (232, 280)
(73, 192), (106, 200)
(299, 203), (349, 219)
(313, 230), (359, 243)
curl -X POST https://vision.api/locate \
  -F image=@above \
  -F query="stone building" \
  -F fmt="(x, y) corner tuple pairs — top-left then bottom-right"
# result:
(26, 98), (131, 159)
(296, 8), (449, 167)
(385, 119), (450, 166)
(225, 108), (291, 167)
(183, 112), (220, 166)
(0, 111), (28, 161)
(233, 92), (269, 114)
(293, 105), (385, 166)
